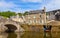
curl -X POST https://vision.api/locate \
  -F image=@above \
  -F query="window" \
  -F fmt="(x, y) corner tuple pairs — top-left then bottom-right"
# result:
(34, 20), (36, 23)
(36, 20), (37, 23)
(40, 15), (42, 19)
(38, 20), (42, 24)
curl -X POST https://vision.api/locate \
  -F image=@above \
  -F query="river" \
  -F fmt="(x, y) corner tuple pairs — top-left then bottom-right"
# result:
(0, 31), (60, 38)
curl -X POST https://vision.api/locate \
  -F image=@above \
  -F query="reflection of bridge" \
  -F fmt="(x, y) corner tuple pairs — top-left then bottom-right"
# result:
(0, 18), (25, 32)
(0, 32), (25, 38)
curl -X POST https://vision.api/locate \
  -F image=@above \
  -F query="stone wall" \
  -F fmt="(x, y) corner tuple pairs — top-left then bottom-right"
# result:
(21, 24), (44, 32)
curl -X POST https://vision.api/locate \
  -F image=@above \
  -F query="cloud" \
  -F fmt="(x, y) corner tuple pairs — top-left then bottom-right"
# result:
(0, 1), (16, 8)
(0, 0), (60, 13)
(0, 0), (43, 13)
(44, 0), (60, 11)
(0, 0), (21, 13)
(22, 0), (43, 2)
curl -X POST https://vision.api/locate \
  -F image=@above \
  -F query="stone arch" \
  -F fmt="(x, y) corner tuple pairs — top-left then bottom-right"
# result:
(0, 19), (25, 32)
(4, 24), (17, 32)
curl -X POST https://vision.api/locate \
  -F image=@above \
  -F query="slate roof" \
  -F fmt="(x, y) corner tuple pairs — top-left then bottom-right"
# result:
(47, 9), (60, 14)
(28, 9), (45, 14)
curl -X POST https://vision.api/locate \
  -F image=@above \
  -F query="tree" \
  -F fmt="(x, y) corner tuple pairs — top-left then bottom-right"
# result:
(23, 11), (29, 16)
(0, 11), (16, 18)
(18, 13), (22, 16)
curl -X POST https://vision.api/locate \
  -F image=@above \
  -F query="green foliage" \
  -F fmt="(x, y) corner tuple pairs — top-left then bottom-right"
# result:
(18, 11), (29, 16)
(18, 13), (22, 16)
(23, 11), (29, 16)
(0, 11), (29, 18)
(0, 11), (16, 18)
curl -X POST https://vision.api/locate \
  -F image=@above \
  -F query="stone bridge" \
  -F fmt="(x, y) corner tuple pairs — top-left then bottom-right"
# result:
(0, 18), (25, 32)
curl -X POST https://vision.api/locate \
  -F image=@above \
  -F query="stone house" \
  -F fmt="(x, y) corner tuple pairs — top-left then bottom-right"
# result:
(46, 9), (60, 31)
(47, 9), (60, 21)
(24, 9), (46, 25)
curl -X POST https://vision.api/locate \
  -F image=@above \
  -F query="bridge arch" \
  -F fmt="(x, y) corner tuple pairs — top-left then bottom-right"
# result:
(4, 24), (17, 32)
(0, 18), (25, 32)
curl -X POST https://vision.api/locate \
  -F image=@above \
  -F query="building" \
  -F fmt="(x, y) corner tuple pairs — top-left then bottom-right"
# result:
(47, 9), (60, 21)
(24, 8), (46, 25)
(46, 9), (60, 32)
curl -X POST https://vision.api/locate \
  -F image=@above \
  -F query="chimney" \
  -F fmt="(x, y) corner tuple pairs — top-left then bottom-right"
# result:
(43, 7), (47, 25)
(44, 7), (46, 13)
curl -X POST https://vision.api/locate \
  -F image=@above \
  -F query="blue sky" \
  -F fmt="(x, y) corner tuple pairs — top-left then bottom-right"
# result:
(0, 0), (60, 13)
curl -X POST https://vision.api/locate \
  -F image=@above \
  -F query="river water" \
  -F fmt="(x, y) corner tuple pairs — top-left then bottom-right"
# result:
(0, 32), (60, 38)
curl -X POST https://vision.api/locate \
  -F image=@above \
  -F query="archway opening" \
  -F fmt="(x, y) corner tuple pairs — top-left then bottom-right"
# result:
(5, 24), (17, 33)
(43, 25), (52, 32)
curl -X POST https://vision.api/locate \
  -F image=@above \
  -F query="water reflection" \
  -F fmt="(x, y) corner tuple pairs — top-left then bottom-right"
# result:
(44, 32), (52, 38)
(21, 32), (43, 38)
(0, 31), (60, 38)
(7, 33), (17, 38)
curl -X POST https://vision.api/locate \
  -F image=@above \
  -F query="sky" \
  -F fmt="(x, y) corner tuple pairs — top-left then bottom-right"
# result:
(0, 0), (60, 13)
